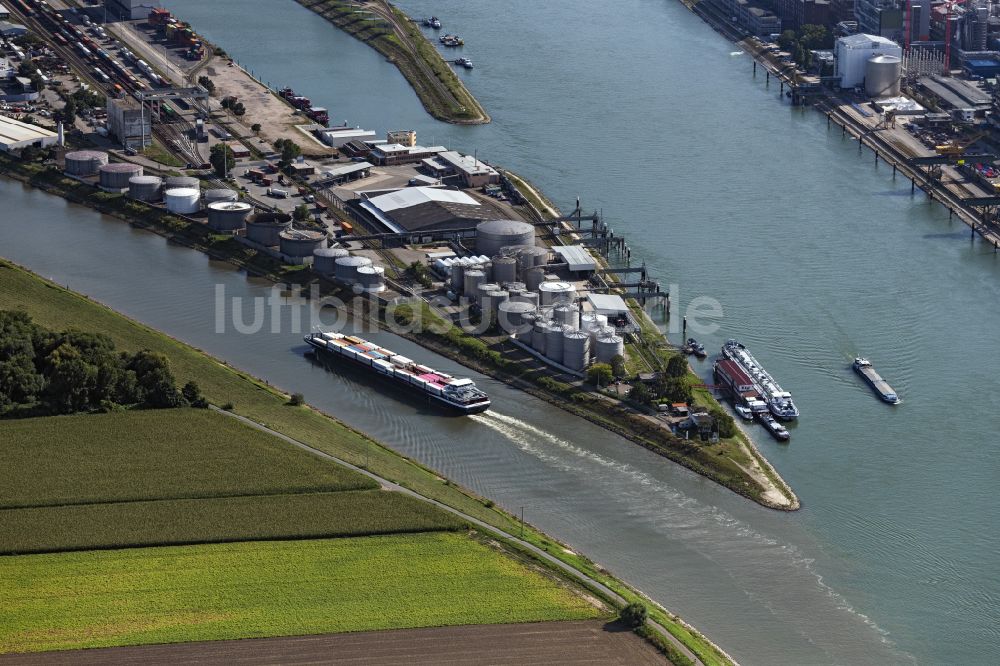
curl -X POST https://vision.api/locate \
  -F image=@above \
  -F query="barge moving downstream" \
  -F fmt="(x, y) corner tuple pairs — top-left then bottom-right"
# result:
(722, 339), (800, 420)
(853, 357), (899, 404)
(305, 331), (491, 414)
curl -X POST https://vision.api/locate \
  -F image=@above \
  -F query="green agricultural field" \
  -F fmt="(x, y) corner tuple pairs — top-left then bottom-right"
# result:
(0, 410), (376, 509)
(0, 533), (601, 654)
(0, 491), (465, 555)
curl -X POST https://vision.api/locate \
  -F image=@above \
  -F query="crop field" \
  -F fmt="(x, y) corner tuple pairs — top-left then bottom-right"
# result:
(0, 410), (376, 509)
(0, 491), (465, 555)
(0, 534), (601, 654)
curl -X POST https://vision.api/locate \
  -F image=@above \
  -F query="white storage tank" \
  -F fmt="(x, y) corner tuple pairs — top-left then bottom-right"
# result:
(498, 300), (535, 334)
(207, 201), (251, 231)
(552, 302), (580, 329)
(313, 246), (349, 274)
(865, 54), (902, 98)
(580, 312), (609, 335)
(356, 265), (386, 293)
(164, 187), (200, 214)
(64, 150), (108, 176)
(334, 255), (372, 284)
(562, 329), (591, 371)
(491, 255), (518, 284)
(99, 162), (143, 191)
(204, 188), (238, 203)
(246, 213), (291, 246)
(128, 175), (162, 202)
(538, 281), (576, 306)
(476, 219), (535, 256)
(279, 228), (326, 258)
(595, 333), (625, 364)
(591, 324), (616, 346)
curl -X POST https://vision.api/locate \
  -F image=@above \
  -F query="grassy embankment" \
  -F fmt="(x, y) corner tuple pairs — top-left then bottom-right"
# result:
(295, 0), (489, 124)
(0, 260), (733, 666)
(0, 408), (599, 652)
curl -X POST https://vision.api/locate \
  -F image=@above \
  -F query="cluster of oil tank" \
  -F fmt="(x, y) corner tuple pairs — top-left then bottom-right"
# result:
(311, 248), (386, 293)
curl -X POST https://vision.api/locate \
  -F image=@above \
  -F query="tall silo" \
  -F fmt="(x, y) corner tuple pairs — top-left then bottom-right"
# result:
(544, 323), (567, 363)
(492, 255), (518, 284)
(450, 261), (466, 294)
(595, 333), (625, 364)
(524, 267), (545, 292)
(498, 300), (536, 335)
(562, 329), (591, 371)
(531, 318), (547, 353)
(865, 55), (902, 98)
(552, 302), (580, 329)
(463, 270), (487, 300)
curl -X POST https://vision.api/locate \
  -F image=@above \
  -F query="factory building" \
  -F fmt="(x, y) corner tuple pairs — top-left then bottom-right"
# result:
(834, 33), (902, 88)
(0, 115), (57, 152)
(387, 129), (416, 147)
(357, 186), (505, 234)
(107, 97), (151, 148)
(368, 143), (446, 166)
(105, 0), (159, 21)
(317, 127), (377, 148)
(315, 161), (372, 186)
(435, 151), (500, 188)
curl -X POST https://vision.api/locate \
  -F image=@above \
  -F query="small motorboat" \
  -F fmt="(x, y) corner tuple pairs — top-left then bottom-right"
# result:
(734, 403), (754, 421)
(686, 337), (707, 358)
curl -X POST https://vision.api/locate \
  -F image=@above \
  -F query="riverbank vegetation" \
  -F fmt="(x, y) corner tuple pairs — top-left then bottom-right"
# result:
(294, 0), (489, 124)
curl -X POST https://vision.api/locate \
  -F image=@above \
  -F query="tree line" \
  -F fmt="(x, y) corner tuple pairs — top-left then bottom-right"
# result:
(0, 310), (206, 418)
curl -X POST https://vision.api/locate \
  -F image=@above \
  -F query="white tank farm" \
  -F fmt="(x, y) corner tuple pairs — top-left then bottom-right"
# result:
(313, 247), (350, 274)
(562, 329), (591, 371)
(279, 228), (326, 258)
(476, 219), (535, 256)
(207, 201), (251, 231)
(498, 300), (535, 334)
(355, 265), (386, 293)
(538, 281), (576, 306)
(204, 188), (238, 203)
(64, 150), (108, 176)
(164, 187), (200, 214)
(580, 312), (608, 335)
(165, 176), (200, 190)
(524, 267), (545, 292)
(246, 217), (290, 246)
(531, 318), (548, 354)
(463, 269), (487, 299)
(334, 255), (372, 284)
(128, 175), (162, 202)
(552, 302), (580, 328)
(99, 162), (143, 190)
(491, 255), (518, 284)
(544, 322), (568, 362)
(595, 333), (625, 364)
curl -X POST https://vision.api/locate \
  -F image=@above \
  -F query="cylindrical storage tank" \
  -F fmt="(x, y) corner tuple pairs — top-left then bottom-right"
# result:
(491, 256), (518, 285)
(165, 176), (200, 190)
(497, 300), (535, 335)
(246, 213), (291, 246)
(595, 334), (625, 364)
(476, 282), (500, 307)
(164, 187), (200, 214)
(524, 267), (545, 292)
(128, 175), (162, 202)
(544, 323), (567, 362)
(312, 246), (349, 274)
(279, 228), (326, 258)
(552, 302), (580, 329)
(334, 255), (372, 284)
(517, 246), (550, 271)
(488, 290), (509, 313)
(503, 281), (526, 293)
(531, 319), (547, 354)
(562, 329), (591, 371)
(510, 291), (539, 308)
(591, 324), (616, 347)
(64, 150), (108, 176)
(450, 261), (466, 294)
(356, 265), (386, 292)
(463, 269), (486, 300)
(204, 188), (238, 203)
(865, 55), (902, 98)
(538, 281), (576, 306)
(580, 312), (609, 335)
(476, 219), (535, 256)
(537, 304), (554, 322)
(207, 201), (251, 231)
(99, 162), (142, 190)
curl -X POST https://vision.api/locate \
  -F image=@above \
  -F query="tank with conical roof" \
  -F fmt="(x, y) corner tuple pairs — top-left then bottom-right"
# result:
(516, 246), (550, 271)
(65, 150), (108, 176)
(476, 282), (501, 307)
(476, 219), (535, 256)
(544, 323), (568, 362)
(562, 329), (591, 371)
(313, 246), (350, 274)
(128, 175), (162, 202)
(590, 324), (616, 346)
(246, 212), (291, 246)
(207, 201), (251, 231)
(595, 333), (625, 364)
(531, 318), (547, 353)
(552, 302), (580, 328)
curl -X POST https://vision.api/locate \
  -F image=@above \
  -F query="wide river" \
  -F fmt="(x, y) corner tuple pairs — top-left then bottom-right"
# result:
(4, 0), (999, 663)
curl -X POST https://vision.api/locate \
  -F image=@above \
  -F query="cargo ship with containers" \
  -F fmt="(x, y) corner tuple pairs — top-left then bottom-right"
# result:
(304, 331), (491, 414)
(721, 339), (799, 420)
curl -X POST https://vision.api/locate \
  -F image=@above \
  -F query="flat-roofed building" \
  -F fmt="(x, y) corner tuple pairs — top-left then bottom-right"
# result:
(107, 97), (151, 147)
(105, 0), (158, 21)
(552, 245), (597, 272)
(436, 150), (500, 188)
(368, 142), (446, 166)
(0, 115), (58, 152)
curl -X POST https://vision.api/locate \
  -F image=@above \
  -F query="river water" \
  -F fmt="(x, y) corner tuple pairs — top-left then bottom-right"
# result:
(3, 0), (998, 663)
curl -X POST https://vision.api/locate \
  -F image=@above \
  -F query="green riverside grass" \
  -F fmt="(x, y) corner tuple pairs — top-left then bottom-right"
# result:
(0, 491), (465, 555)
(0, 410), (375, 509)
(0, 260), (734, 665)
(0, 533), (600, 653)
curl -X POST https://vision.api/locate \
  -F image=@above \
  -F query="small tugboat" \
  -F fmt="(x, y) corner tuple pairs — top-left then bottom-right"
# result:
(685, 337), (707, 358)
(439, 34), (464, 47)
(454, 57), (474, 69)
(758, 413), (790, 441)
(853, 357), (899, 404)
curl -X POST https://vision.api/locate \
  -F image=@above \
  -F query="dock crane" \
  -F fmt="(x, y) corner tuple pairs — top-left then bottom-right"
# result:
(935, 131), (985, 156)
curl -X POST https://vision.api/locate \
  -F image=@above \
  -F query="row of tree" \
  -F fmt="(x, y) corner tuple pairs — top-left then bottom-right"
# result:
(0, 311), (205, 417)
